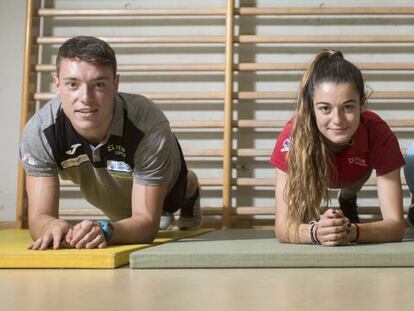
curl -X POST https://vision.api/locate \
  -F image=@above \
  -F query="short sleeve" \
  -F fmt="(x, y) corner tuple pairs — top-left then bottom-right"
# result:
(368, 122), (405, 176)
(132, 122), (180, 186)
(269, 121), (294, 172)
(20, 115), (58, 176)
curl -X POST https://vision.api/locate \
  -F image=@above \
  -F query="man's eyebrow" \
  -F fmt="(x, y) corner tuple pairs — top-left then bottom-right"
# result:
(62, 76), (110, 81)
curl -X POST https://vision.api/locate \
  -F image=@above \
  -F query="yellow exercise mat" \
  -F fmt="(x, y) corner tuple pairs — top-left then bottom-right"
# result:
(0, 229), (212, 269)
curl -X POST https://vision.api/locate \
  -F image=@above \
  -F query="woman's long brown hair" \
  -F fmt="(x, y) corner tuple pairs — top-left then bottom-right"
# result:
(285, 49), (366, 237)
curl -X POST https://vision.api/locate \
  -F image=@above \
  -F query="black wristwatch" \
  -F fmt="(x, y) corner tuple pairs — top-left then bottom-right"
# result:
(96, 220), (113, 242)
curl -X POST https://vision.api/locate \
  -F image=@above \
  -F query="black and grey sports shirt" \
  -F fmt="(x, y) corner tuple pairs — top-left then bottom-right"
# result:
(20, 92), (182, 221)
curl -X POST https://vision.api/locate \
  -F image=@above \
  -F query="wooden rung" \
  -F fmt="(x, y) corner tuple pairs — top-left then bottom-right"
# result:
(36, 36), (226, 45)
(60, 176), (407, 188)
(235, 119), (414, 129)
(236, 120), (284, 128)
(58, 206), (391, 218)
(43, 149), (269, 159)
(35, 62), (414, 73)
(60, 178), (224, 188)
(171, 120), (284, 129)
(190, 147), (406, 158)
(386, 120), (414, 127)
(233, 177), (407, 187)
(236, 178), (273, 186)
(236, 35), (414, 44)
(38, 7), (414, 17)
(236, 91), (414, 100)
(35, 64), (226, 72)
(33, 91), (414, 102)
(354, 63), (414, 71)
(60, 208), (105, 217)
(236, 149), (272, 157)
(34, 92), (225, 101)
(174, 149), (271, 157)
(60, 206), (224, 217)
(237, 63), (414, 71)
(171, 121), (225, 128)
(36, 35), (414, 45)
(226, 206), (384, 215)
(237, 7), (414, 16)
(183, 149), (223, 156)
(38, 8), (227, 16)
(184, 149), (274, 157)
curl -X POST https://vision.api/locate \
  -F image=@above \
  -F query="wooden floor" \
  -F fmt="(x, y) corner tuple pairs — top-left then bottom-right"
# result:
(1, 267), (414, 310)
(2, 222), (414, 310)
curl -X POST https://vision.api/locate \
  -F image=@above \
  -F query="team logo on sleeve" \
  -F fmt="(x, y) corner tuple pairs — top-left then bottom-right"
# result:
(21, 152), (38, 166)
(281, 137), (292, 152)
(107, 160), (132, 173)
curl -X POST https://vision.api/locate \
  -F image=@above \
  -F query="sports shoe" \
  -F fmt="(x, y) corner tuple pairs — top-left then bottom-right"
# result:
(338, 194), (360, 223)
(408, 204), (414, 227)
(177, 186), (203, 230)
(159, 211), (175, 230)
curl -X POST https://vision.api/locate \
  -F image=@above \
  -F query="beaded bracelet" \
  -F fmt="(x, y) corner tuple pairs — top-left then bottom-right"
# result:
(350, 223), (360, 243)
(309, 221), (321, 245)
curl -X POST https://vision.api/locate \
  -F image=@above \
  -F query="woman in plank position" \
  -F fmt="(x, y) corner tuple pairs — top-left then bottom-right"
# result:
(270, 49), (405, 245)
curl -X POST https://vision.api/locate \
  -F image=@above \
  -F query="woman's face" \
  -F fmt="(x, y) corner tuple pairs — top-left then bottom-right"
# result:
(313, 82), (361, 147)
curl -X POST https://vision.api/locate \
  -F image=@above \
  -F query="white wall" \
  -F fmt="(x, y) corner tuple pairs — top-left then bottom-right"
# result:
(0, 1), (25, 221)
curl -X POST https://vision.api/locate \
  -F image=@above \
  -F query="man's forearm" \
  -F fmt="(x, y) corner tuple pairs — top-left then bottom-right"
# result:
(109, 215), (159, 245)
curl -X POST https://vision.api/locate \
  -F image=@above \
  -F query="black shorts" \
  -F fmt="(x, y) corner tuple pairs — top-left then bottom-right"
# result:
(162, 139), (188, 213)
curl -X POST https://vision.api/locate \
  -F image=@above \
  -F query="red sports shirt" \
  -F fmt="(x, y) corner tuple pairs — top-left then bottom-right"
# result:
(269, 110), (405, 188)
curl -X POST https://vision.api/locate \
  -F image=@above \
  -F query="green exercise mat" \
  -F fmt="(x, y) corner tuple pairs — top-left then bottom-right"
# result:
(130, 228), (414, 268)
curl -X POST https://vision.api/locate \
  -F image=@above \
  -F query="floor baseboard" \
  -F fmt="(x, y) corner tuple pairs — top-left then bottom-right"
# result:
(0, 222), (16, 229)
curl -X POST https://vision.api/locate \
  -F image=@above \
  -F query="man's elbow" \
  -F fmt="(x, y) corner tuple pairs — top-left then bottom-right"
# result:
(131, 215), (159, 244)
(140, 229), (158, 244)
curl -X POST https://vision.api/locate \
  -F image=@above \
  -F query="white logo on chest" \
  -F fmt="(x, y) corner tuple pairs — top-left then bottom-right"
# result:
(348, 157), (367, 166)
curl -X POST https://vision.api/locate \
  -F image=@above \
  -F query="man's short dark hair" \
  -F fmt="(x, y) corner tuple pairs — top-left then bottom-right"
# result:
(56, 36), (117, 76)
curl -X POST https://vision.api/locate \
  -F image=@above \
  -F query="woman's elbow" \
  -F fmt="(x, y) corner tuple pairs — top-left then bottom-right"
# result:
(274, 225), (290, 243)
(393, 220), (406, 242)
(384, 219), (406, 242)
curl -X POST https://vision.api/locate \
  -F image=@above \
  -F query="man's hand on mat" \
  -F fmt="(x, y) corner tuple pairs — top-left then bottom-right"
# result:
(316, 209), (351, 246)
(65, 220), (107, 249)
(28, 219), (71, 250)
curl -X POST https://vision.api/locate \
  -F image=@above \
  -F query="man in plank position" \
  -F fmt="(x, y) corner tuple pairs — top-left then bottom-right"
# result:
(20, 36), (202, 250)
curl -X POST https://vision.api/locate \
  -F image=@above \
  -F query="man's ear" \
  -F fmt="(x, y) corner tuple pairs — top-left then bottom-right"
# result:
(53, 75), (60, 95)
(114, 74), (120, 91)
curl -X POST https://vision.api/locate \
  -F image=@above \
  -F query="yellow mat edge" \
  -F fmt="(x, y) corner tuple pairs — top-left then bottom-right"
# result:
(0, 228), (213, 269)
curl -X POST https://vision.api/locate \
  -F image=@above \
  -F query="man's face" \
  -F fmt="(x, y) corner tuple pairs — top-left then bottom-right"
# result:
(54, 58), (119, 144)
